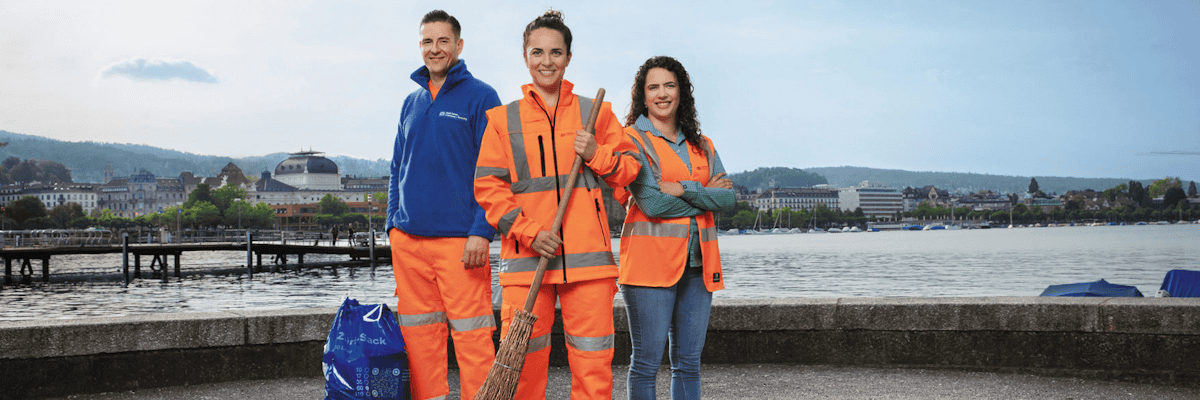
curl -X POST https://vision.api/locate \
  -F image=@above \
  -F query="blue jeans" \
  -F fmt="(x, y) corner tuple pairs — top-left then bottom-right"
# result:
(621, 268), (713, 400)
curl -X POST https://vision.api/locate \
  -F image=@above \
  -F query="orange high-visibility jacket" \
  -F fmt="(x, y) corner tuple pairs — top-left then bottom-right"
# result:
(618, 126), (725, 292)
(474, 80), (641, 286)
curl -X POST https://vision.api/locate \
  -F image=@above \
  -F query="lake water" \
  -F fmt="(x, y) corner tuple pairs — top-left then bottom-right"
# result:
(1, 224), (1197, 321)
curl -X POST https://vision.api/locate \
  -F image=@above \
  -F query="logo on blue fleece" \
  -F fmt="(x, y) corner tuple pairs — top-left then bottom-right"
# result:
(439, 111), (468, 121)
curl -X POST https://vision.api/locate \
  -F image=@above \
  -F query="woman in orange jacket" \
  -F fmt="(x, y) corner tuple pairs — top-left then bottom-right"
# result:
(618, 56), (735, 400)
(473, 10), (640, 400)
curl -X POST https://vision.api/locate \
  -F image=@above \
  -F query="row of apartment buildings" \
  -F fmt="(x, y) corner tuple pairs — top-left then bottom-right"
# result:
(0, 151), (387, 229)
(742, 181), (1052, 220)
(742, 181), (906, 220)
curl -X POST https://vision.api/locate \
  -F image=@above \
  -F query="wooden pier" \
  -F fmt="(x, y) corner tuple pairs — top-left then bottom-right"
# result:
(1, 235), (391, 286)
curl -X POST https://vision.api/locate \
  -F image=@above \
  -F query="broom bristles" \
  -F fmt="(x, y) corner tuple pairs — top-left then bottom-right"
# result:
(474, 309), (538, 400)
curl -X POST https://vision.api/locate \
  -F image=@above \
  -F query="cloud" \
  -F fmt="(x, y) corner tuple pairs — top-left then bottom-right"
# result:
(101, 58), (218, 83)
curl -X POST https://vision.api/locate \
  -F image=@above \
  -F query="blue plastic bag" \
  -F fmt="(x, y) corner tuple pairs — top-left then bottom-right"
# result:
(323, 298), (410, 400)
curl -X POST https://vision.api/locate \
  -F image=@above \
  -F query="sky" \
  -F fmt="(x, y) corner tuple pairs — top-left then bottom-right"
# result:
(1, 0), (1197, 182)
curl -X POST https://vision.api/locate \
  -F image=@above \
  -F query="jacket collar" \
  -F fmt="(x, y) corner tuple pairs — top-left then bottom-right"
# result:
(410, 59), (472, 92)
(635, 114), (684, 144)
(522, 79), (575, 109)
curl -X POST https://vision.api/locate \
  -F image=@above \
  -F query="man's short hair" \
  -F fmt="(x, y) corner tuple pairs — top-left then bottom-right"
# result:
(421, 10), (461, 37)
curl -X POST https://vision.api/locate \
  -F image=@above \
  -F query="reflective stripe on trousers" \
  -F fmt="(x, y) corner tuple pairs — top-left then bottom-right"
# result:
(566, 333), (615, 352)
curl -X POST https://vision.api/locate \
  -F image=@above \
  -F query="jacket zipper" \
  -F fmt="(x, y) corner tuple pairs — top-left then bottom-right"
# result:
(537, 136), (547, 177)
(594, 198), (608, 245)
(532, 89), (567, 283)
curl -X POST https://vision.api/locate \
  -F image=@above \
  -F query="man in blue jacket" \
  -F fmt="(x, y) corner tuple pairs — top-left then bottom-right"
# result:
(386, 10), (501, 400)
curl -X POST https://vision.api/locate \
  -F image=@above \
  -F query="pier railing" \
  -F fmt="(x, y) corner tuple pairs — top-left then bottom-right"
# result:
(0, 229), (368, 248)
(0, 229), (115, 247)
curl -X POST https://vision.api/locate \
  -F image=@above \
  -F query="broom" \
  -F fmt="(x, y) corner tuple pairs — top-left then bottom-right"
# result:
(474, 88), (606, 400)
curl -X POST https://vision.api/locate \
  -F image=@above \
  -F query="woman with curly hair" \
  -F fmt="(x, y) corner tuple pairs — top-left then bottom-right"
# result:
(618, 55), (735, 400)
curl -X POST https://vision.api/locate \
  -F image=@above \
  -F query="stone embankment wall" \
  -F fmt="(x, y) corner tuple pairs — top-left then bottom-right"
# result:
(1, 297), (1197, 398)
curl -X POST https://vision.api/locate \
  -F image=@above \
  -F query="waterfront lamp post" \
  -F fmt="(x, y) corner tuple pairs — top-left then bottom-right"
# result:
(176, 207), (182, 242)
(234, 198), (243, 242)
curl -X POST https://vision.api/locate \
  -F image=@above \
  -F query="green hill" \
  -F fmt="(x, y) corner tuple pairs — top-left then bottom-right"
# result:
(724, 167), (828, 192)
(728, 166), (1152, 194)
(0, 130), (390, 183)
(0, 130), (1163, 194)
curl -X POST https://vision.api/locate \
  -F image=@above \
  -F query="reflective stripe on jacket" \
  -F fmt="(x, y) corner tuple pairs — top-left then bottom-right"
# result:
(619, 126), (725, 291)
(474, 80), (641, 286)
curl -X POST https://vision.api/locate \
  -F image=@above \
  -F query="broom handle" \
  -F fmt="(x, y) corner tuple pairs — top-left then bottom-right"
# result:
(521, 88), (606, 312)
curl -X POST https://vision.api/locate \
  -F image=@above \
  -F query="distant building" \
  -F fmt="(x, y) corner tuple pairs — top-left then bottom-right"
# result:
(957, 194), (1011, 211)
(247, 151), (373, 206)
(95, 163), (251, 217)
(753, 187), (839, 211)
(246, 150), (386, 229)
(342, 176), (387, 193)
(97, 169), (188, 217)
(838, 181), (902, 220)
(1062, 190), (1108, 211)
(272, 151), (341, 191)
(902, 186), (951, 211)
(180, 162), (251, 194)
(0, 182), (98, 214)
(270, 201), (385, 231)
(1023, 192), (1063, 210)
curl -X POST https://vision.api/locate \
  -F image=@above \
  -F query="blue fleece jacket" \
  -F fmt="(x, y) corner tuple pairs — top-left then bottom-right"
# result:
(386, 60), (500, 239)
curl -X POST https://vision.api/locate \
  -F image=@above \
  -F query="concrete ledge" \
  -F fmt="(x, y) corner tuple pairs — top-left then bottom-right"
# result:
(0, 312), (245, 359)
(2, 297), (1198, 398)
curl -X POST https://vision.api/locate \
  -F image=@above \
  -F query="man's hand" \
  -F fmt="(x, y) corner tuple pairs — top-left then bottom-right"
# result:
(706, 172), (734, 189)
(531, 230), (562, 258)
(660, 181), (685, 197)
(574, 129), (597, 161)
(461, 235), (490, 269)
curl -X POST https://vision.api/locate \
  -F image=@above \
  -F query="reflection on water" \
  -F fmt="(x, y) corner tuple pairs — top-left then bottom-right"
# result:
(1, 225), (1196, 321)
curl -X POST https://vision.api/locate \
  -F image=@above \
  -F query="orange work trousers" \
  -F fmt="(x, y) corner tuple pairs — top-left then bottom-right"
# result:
(500, 278), (617, 400)
(390, 229), (496, 400)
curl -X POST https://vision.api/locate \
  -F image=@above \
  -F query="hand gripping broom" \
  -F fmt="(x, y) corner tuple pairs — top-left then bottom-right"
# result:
(474, 88), (606, 400)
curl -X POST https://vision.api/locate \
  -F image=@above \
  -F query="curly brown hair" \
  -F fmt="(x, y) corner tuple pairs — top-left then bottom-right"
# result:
(625, 56), (702, 149)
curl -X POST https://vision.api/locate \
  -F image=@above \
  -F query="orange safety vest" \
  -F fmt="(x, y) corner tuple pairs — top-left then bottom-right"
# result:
(475, 81), (640, 286)
(618, 126), (724, 292)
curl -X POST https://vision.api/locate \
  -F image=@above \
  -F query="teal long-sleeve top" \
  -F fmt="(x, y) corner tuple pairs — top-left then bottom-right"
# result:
(626, 115), (736, 268)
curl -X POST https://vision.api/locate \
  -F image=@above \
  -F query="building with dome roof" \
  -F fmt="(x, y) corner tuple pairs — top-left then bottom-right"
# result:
(248, 151), (372, 207)
(272, 151), (341, 191)
(246, 150), (386, 230)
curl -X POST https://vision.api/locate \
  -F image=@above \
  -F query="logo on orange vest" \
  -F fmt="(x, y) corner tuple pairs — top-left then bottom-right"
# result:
(713, 272), (720, 283)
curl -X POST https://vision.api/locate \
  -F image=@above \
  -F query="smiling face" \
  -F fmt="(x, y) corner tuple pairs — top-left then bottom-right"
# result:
(419, 21), (462, 80)
(523, 27), (571, 100)
(643, 67), (680, 125)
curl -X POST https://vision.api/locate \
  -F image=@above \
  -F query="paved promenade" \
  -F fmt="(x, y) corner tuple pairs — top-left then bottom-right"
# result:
(48, 364), (1200, 400)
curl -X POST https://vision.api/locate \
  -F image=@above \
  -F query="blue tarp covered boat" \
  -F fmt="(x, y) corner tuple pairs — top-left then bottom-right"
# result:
(1160, 269), (1200, 298)
(1039, 279), (1144, 297)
